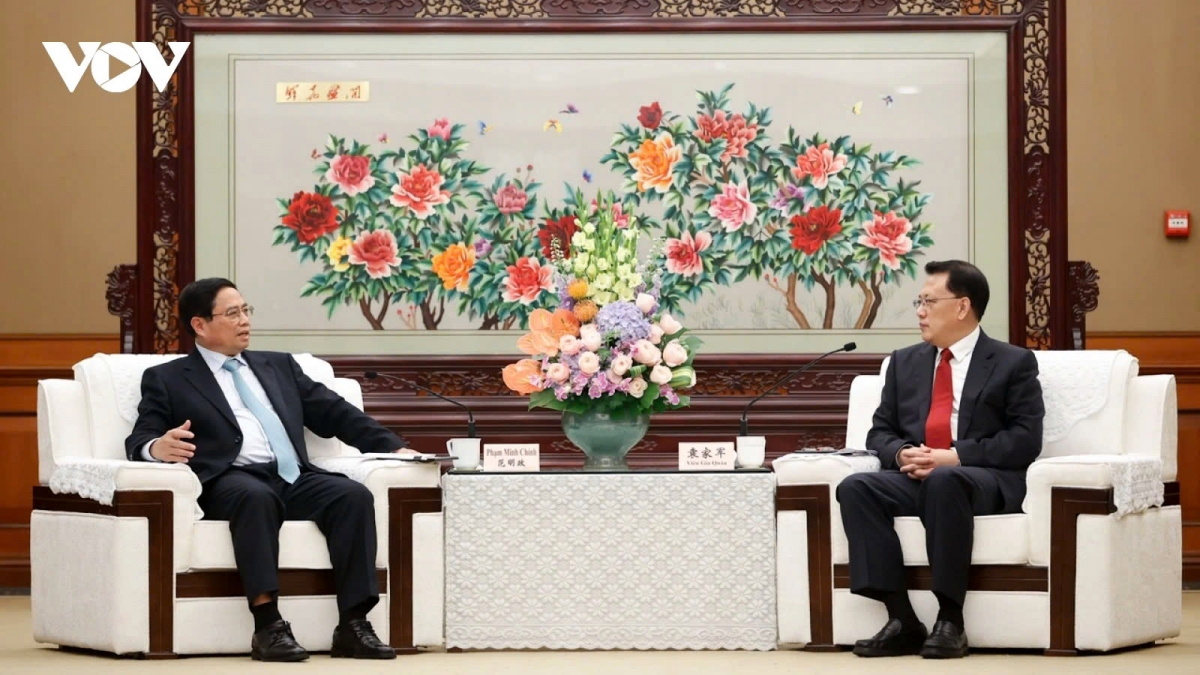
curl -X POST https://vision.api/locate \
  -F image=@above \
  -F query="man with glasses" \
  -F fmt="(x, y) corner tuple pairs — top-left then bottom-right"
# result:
(836, 260), (1045, 659)
(125, 278), (408, 662)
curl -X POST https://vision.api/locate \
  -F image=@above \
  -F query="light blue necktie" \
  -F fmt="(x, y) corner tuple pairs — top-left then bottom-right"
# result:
(222, 358), (301, 483)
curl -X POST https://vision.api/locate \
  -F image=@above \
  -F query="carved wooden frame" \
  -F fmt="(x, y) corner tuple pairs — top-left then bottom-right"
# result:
(776, 481), (1180, 655)
(117, 0), (1072, 353)
(109, 0), (1097, 461)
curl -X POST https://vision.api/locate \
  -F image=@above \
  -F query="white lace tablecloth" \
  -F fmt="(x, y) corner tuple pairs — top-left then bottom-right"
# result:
(442, 471), (778, 651)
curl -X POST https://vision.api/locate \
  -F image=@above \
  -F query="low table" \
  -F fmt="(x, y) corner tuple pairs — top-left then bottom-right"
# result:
(442, 469), (778, 651)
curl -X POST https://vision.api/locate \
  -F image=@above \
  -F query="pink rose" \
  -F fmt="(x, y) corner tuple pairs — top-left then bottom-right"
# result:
(650, 364), (673, 385)
(580, 325), (603, 352)
(628, 377), (648, 398)
(707, 182), (757, 232)
(662, 340), (688, 367)
(858, 211), (914, 270)
(326, 155), (376, 196)
(390, 164), (451, 220)
(636, 293), (657, 315)
(649, 325), (665, 345)
(546, 363), (570, 383)
(427, 118), (452, 141)
(578, 352), (601, 375)
(633, 340), (662, 366)
(606, 369), (624, 384)
(493, 184), (529, 215)
(665, 230), (712, 277)
(501, 257), (554, 304)
(348, 229), (401, 279)
(611, 353), (633, 376)
(559, 335), (583, 356)
(792, 142), (848, 190)
(658, 313), (683, 336)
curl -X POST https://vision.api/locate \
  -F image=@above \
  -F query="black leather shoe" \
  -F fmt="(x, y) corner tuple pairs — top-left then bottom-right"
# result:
(852, 618), (928, 657)
(251, 620), (309, 662)
(331, 618), (396, 659)
(920, 620), (969, 659)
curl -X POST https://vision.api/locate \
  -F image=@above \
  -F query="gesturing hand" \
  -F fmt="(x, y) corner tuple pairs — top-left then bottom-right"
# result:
(151, 420), (195, 463)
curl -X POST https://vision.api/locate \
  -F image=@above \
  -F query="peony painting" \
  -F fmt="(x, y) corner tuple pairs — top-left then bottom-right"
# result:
(192, 30), (1004, 354)
(271, 83), (937, 333)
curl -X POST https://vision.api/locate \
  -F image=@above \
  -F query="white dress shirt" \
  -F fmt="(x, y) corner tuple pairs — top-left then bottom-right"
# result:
(934, 324), (981, 442)
(142, 344), (277, 466)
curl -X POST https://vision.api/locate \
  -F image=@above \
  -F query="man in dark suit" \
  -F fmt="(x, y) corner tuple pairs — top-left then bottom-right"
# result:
(126, 278), (409, 662)
(837, 260), (1044, 659)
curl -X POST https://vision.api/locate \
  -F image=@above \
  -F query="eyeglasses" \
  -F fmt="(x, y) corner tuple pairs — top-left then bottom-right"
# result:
(912, 297), (961, 309)
(212, 306), (254, 320)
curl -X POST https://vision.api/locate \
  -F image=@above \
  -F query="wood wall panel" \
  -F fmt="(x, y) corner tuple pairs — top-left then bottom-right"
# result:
(0, 334), (118, 588)
(1088, 332), (1200, 584)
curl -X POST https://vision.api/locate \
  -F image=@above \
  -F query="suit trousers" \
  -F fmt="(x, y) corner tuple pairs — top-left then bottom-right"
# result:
(198, 462), (379, 615)
(836, 466), (1022, 607)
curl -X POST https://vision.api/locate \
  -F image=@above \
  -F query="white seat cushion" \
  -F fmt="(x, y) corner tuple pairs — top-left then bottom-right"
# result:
(832, 514), (1030, 565)
(190, 520), (386, 570)
(191, 521), (332, 569)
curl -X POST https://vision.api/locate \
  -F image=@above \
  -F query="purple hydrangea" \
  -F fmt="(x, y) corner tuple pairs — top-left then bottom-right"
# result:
(661, 384), (680, 406)
(594, 300), (651, 343)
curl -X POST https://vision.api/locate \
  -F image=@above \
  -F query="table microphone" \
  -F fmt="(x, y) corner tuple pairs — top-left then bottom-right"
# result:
(363, 371), (476, 438)
(739, 342), (857, 436)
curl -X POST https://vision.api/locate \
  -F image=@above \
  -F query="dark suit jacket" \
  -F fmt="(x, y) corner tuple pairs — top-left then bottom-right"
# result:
(125, 349), (405, 485)
(866, 330), (1045, 507)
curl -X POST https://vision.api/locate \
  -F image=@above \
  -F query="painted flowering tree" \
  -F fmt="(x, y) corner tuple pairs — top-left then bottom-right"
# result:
(601, 84), (935, 329)
(274, 84), (935, 330)
(275, 120), (554, 331)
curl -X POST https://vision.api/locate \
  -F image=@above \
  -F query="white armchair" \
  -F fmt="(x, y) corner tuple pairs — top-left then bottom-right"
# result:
(30, 353), (446, 657)
(774, 349), (1181, 655)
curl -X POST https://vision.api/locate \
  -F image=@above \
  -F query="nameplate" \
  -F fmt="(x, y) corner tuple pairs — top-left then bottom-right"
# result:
(678, 442), (736, 471)
(483, 443), (540, 472)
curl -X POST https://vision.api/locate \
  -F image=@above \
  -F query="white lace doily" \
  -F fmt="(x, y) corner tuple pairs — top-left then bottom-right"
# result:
(82, 353), (183, 424)
(773, 451), (882, 474)
(311, 455), (386, 483)
(443, 472), (778, 651)
(1034, 351), (1122, 443)
(1034, 455), (1164, 517)
(47, 458), (204, 518)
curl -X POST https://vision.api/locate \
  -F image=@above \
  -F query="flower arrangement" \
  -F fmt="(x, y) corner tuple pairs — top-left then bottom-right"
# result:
(502, 191), (702, 421)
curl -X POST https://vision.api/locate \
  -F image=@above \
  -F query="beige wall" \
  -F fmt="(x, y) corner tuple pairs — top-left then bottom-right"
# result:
(0, 0), (135, 333)
(1, 0), (1196, 333)
(1067, 0), (1200, 331)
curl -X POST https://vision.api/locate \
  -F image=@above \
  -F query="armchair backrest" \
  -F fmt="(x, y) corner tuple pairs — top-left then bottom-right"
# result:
(1029, 350), (1136, 458)
(846, 349), (1174, 468)
(40, 352), (359, 479)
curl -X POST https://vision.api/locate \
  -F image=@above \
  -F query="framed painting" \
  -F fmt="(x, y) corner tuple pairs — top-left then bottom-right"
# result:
(110, 0), (1076, 459)
(190, 29), (1008, 355)
(118, 0), (1069, 358)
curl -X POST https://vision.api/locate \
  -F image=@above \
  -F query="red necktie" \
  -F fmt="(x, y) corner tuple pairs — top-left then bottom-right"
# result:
(925, 348), (954, 449)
